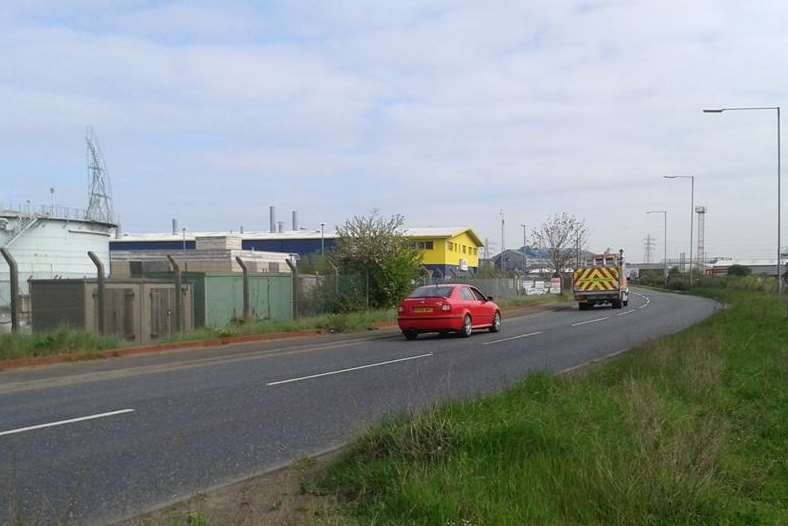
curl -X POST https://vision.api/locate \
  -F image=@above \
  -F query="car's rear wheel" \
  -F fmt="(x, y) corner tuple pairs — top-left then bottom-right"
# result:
(489, 311), (501, 332)
(459, 314), (472, 338)
(403, 330), (418, 340)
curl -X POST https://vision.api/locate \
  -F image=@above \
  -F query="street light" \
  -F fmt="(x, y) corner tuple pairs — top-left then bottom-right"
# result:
(320, 222), (326, 257)
(703, 106), (782, 293)
(664, 175), (695, 286)
(646, 210), (668, 287)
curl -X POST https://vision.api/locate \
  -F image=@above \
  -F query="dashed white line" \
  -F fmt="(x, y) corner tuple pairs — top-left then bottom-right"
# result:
(571, 316), (609, 327)
(0, 409), (135, 438)
(483, 331), (543, 346)
(266, 353), (433, 386)
(616, 310), (636, 316)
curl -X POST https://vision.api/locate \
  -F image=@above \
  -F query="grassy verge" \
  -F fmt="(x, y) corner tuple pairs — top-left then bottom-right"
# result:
(496, 293), (569, 309)
(161, 309), (397, 345)
(318, 289), (788, 525)
(0, 327), (122, 362)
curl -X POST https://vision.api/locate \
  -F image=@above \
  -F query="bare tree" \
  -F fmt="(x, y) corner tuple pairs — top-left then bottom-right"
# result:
(532, 212), (588, 276)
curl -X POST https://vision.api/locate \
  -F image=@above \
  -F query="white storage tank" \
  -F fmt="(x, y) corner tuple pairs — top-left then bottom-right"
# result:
(0, 205), (116, 330)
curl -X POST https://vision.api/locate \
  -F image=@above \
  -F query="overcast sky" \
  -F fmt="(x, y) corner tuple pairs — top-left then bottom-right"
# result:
(2, 1), (787, 260)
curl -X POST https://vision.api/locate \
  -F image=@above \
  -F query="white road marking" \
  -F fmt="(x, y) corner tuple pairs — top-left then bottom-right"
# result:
(616, 310), (636, 316)
(571, 316), (609, 327)
(559, 348), (630, 375)
(483, 331), (543, 346)
(0, 409), (135, 438)
(632, 291), (651, 309)
(266, 353), (433, 386)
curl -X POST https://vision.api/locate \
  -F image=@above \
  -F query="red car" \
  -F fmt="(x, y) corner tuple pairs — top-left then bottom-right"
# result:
(397, 284), (501, 340)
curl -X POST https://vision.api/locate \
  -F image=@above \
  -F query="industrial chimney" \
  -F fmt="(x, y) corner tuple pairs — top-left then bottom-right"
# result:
(277, 221), (284, 233)
(171, 218), (178, 235)
(291, 210), (298, 231)
(269, 206), (276, 233)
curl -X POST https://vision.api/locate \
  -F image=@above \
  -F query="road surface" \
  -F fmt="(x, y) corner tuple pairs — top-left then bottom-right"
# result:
(0, 288), (718, 525)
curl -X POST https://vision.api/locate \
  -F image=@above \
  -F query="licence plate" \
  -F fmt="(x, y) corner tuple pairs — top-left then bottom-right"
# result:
(413, 307), (433, 313)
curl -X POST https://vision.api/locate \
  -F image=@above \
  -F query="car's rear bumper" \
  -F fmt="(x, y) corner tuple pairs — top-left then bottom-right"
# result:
(397, 315), (464, 332)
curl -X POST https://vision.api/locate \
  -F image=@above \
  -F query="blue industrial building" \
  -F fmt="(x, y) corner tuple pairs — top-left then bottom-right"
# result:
(110, 231), (336, 257)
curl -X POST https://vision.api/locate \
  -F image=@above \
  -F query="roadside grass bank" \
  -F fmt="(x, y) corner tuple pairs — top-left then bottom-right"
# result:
(317, 289), (788, 525)
(0, 327), (121, 362)
(160, 309), (397, 345)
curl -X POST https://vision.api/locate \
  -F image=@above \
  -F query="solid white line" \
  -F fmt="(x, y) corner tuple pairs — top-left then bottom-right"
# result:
(559, 348), (630, 375)
(616, 310), (636, 316)
(571, 316), (609, 327)
(483, 331), (543, 345)
(0, 409), (135, 438)
(266, 353), (433, 386)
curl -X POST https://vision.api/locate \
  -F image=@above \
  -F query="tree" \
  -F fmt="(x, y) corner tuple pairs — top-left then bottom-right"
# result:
(334, 212), (422, 309)
(727, 264), (751, 277)
(531, 212), (588, 276)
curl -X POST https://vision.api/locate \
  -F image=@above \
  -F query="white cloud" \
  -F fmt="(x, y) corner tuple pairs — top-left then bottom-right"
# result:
(2, 1), (788, 260)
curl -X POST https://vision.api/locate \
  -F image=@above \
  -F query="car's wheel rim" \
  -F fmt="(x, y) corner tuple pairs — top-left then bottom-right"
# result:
(464, 316), (471, 335)
(494, 313), (501, 330)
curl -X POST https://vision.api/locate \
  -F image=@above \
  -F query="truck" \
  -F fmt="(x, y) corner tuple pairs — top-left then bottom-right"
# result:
(573, 250), (629, 310)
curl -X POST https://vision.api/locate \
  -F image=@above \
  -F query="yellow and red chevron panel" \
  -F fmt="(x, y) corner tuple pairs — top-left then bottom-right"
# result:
(573, 267), (620, 291)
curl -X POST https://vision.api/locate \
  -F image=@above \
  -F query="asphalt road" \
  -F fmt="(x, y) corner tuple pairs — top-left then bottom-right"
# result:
(0, 288), (718, 525)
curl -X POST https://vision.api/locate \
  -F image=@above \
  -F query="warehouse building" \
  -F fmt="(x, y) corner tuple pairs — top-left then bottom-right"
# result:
(111, 226), (485, 276)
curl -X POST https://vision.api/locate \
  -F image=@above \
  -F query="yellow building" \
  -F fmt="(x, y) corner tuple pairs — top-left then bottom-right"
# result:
(404, 227), (484, 277)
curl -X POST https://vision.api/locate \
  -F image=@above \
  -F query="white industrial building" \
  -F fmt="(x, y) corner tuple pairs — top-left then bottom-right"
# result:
(0, 204), (116, 330)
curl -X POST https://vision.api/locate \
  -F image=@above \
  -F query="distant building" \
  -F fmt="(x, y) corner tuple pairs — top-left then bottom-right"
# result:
(111, 226), (485, 277)
(404, 227), (484, 277)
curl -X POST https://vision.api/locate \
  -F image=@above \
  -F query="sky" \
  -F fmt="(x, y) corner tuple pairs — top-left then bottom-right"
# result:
(2, 1), (787, 261)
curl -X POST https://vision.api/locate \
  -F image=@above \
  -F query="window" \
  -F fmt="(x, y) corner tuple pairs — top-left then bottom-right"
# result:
(414, 241), (433, 250)
(409, 286), (455, 298)
(460, 287), (475, 301)
(462, 245), (467, 254)
(448, 242), (454, 251)
(471, 288), (487, 301)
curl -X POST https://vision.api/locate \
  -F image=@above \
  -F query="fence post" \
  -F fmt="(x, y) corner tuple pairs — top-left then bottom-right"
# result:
(235, 256), (251, 321)
(87, 251), (105, 335)
(286, 258), (298, 320)
(0, 248), (19, 333)
(166, 254), (183, 332)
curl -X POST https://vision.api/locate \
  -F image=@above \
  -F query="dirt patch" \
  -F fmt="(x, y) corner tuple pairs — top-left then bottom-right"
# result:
(116, 452), (346, 526)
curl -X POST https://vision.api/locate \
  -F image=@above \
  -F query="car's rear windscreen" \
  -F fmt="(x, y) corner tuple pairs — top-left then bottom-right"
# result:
(408, 286), (454, 298)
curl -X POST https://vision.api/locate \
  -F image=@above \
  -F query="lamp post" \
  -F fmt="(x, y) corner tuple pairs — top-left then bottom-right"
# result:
(320, 222), (326, 257)
(664, 176), (694, 286)
(703, 106), (782, 293)
(646, 210), (668, 287)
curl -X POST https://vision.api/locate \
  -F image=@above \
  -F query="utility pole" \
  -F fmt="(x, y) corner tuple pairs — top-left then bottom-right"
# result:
(520, 224), (527, 273)
(320, 222), (326, 256)
(500, 210), (505, 271)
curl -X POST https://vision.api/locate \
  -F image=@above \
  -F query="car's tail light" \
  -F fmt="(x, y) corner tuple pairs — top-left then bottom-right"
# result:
(440, 303), (452, 312)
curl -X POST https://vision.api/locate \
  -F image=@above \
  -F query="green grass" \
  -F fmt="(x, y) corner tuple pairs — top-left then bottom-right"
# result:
(319, 289), (788, 525)
(0, 327), (122, 362)
(496, 293), (569, 309)
(162, 309), (397, 344)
